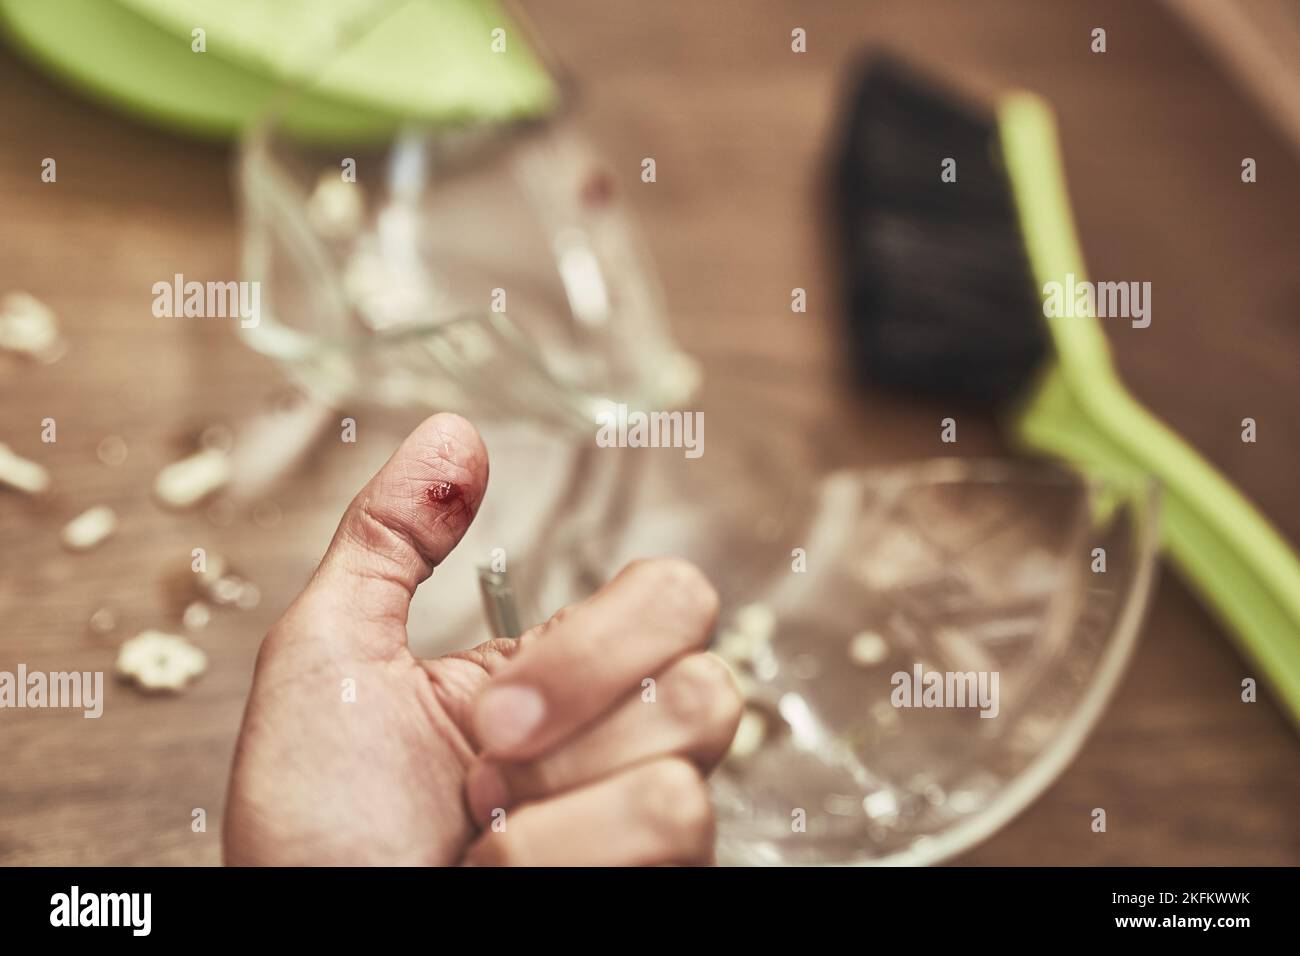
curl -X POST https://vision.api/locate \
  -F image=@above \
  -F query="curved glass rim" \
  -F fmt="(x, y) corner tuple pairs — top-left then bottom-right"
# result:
(712, 460), (1164, 867)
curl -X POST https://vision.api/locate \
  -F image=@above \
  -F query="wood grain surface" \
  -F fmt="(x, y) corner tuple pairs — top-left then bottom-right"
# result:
(1, 0), (1297, 865)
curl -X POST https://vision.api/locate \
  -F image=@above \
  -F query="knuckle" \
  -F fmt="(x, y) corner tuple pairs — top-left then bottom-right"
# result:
(640, 758), (714, 851)
(348, 497), (423, 571)
(666, 653), (743, 737)
(625, 558), (719, 638)
(354, 495), (402, 546)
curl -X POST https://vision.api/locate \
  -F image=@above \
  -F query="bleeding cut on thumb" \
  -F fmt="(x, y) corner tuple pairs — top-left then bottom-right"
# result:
(304, 413), (490, 632)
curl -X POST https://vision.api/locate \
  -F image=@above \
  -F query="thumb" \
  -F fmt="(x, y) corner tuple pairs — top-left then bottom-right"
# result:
(298, 412), (489, 641)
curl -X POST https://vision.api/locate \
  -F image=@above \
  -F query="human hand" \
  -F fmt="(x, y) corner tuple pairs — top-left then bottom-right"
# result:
(223, 413), (741, 865)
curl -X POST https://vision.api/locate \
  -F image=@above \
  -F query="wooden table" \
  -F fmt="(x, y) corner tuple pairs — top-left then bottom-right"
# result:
(1, 0), (1297, 865)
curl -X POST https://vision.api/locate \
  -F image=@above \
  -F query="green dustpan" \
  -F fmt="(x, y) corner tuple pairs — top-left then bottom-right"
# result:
(0, 0), (557, 140)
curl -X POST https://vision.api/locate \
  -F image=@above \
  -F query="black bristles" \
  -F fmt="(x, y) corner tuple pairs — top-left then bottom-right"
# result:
(832, 54), (1049, 403)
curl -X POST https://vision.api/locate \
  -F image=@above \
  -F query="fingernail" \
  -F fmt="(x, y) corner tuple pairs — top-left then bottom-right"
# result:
(466, 762), (509, 825)
(476, 685), (545, 753)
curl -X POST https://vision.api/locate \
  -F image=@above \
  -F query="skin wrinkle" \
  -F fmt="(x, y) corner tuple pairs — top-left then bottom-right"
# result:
(356, 492), (441, 573)
(332, 485), (473, 636)
(283, 581), (407, 665)
(308, 426), (487, 646)
(362, 421), (484, 575)
(418, 662), (482, 770)
(385, 664), (472, 814)
(231, 712), (348, 859)
(421, 640), (525, 756)
(248, 637), (337, 694)
(352, 498), (434, 581)
(326, 429), (494, 756)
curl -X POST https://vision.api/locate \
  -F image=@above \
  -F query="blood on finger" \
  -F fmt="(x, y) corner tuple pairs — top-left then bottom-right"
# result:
(426, 480), (458, 503)
(424, 480), (469, 516)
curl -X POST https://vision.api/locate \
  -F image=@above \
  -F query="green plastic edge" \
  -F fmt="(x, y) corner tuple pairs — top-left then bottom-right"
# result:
(111, 0), (556, 124)
(0, 0), (392, 138)
(1000, 94), (1300, 730)
(0, 0), (556, 141)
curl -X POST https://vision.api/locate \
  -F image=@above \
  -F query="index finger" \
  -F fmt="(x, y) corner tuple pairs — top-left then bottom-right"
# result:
(470, 558), (719, 761)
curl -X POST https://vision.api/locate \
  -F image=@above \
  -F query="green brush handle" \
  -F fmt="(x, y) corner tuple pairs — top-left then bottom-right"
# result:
(1016, 368), (1300, 724)
(1000, 95), (1300, 728)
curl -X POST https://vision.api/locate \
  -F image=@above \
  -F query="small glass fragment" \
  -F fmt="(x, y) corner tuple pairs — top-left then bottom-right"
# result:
(307, 172), (364, 239)
(88, 607), (117, 634)
(715, 604), (783, 680)
(211, 575), (245, 606)
(154, 448), (231, 509)
(862, 789), (901, 822)
(0, 292), (63, 361)
(777, 692), (823, 751)
(658, 351), (702, 408)
(715, 628), (764, 666)
(848, 631), (889, 667)
(0, 442), (50, 494)
(96, 435), (129, 467)
(182, 601), (211, 630)
(61, 506), (117, 551)
(727, 707), (768, 761)
(752, 653), (780, 682)
(733, 603), (776, 642)
(116, 630), (207, 692)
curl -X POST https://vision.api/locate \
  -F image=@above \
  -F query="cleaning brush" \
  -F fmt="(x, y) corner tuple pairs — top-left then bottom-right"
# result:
(834, 54), (1300, 729)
